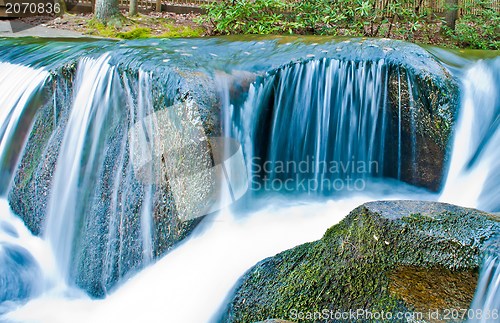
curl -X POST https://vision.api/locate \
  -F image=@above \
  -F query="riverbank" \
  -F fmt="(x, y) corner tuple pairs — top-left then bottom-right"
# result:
(0, 19), (84, 37)
(9, 10), (207, 39)
(4, 5), (498, 50)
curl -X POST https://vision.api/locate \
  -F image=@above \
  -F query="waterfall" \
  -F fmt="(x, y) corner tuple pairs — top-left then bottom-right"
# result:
(469, 255), (500, 323)
(41, 55), (161, 295)
(229, 58), (421, 195)
(440, 57), (500, 212)
(0, 38), (497, 323)
(0, 62), (48, 194)
(439, 57), (500, 320)
(45, 55), (117, 283)
(0, 63), (55, 308)
(131, 70), (155, 264)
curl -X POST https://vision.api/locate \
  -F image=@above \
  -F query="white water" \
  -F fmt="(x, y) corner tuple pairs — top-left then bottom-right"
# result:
(469, 256), (500, 323)
(0, 199), (57, 307)
(439, 58), (500, 212)
(5, 184), (434, 323)
(0, 62), (56, 311)
(0, 62), (48, 193)
(131, 70), (155, 265)
(0, 55), (499, 323)
(44, 55), (117, 283)
(439, 58), (500, 320)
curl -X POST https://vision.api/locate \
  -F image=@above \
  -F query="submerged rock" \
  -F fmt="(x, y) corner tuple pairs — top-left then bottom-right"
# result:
(224, 201), (499, 323)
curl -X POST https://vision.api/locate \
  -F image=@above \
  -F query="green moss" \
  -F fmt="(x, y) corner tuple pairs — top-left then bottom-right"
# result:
(157, 24), (204, 38)
(85, 18), (120, 38)
(84, 17), (204, 39)
(226, 206), (406, 322)
(85, 18), (150, 39)
(117, 27), (152, 39)
(225, 201), (500, 323)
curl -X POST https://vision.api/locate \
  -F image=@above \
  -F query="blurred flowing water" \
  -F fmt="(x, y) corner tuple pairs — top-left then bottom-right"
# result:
(439, 56), (500, 322)
(0, 62), (48, 194)
(439, 57), (500, 212)
(0, 37), (497, 322)
(469, 255), (500, 323)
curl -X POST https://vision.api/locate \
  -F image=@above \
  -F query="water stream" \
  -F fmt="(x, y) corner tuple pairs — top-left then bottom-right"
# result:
(0, 37), (498, 322)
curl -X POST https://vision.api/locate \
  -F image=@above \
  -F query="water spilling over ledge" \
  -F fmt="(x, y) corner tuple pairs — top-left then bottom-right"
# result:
(0, 36), (498, 322)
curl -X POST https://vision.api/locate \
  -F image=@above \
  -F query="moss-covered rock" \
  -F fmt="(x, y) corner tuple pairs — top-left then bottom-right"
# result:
(251, 39), (460, 192)
(7, 58), (221, 297)
(387, 64), (459, 191)
(224, 201), (499, 323)
(2, 37), (460, 298)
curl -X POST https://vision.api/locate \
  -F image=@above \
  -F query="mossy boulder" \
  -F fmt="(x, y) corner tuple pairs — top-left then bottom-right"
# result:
(7, 58), (221, 297)
(224, 201), (500, 323)
(386, 64), (458, 191)
(251, 39), (459, 192)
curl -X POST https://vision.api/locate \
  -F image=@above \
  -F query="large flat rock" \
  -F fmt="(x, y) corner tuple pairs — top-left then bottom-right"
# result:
(224, 200), (499, 323)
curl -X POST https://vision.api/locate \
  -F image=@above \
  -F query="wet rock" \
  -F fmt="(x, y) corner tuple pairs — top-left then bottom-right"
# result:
(265, 39), (460, 192)
(224, 201), (499, 323)
(386, 63), (459, 191)
(9, 66), (75, 235)
(7, 60), (221, 298)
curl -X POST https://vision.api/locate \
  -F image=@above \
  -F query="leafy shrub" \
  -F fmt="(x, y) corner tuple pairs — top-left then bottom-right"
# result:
(447, 0), (499, 49)
(201, 0), (499, 49)
(201, 0), (428, 38)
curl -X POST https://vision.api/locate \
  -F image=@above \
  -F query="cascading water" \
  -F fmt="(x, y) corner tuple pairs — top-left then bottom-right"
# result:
(230, 58), (432, 195)
(234, 59), (390, 190)
(0, 62), (55, 310)
(469, 255), (500, 323)
(439, 56), (500, 321)
(41, 55), (167, 296)
(0, 38), (497, 322)
(45, 54), (118, 283)
(440, 57), (500, 212)
(0, 62), (48, 193)
(0, 65), (66, 322)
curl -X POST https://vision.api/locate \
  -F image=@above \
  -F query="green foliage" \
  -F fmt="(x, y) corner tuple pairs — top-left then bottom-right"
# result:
(445, 0), (500, 49)
(199, 0), (292, 34)
(201, 0), (428, 38)
(201, 0), (499, 49)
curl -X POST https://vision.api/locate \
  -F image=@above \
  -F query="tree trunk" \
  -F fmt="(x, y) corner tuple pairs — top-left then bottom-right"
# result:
(129, 0), (138, 16)
(445, 0), (458, 30)
(58, 0), (67, 16)
(95, 0), (120, 23)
